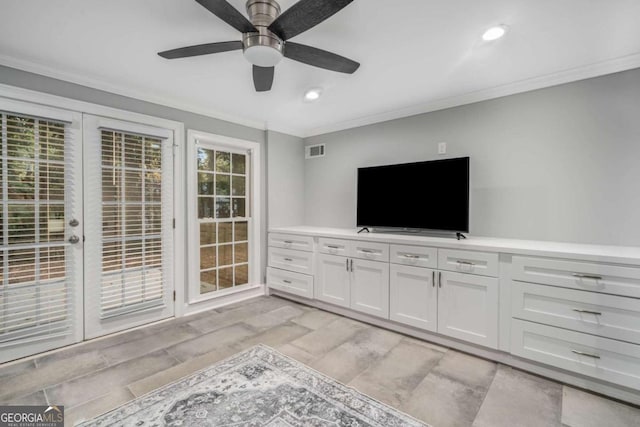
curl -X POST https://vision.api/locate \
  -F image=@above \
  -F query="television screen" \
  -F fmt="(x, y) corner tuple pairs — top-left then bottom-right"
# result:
(357, 157), (469, 232)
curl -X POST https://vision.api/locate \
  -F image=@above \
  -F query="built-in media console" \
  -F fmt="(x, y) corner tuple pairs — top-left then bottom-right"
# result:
(267, 226), (640, 405)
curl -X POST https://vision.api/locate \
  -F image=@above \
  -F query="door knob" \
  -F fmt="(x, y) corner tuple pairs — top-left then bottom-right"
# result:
(68, 235), (80, 244)
(69, 219), (79, 227)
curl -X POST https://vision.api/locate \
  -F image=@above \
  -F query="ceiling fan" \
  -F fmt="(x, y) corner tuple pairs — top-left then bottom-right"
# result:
(158, 0), (360, 92)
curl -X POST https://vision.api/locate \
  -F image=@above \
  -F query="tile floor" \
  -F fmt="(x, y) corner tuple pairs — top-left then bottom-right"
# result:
(1, 295), (639, 426)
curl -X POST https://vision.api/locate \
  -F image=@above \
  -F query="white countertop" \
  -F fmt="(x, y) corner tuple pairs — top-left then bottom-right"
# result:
(269, 226), (640, 266)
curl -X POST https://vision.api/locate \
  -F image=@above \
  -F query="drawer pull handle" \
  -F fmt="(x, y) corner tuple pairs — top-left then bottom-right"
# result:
(571, 350), (600, 359)
(360, 249), (375, 253)
(283, 240), (293, 244)
(457, 261), (475, 266)
(284, 258), (293, 262)
(283, 280), (292, 284)
(573, 309), (602, 316)
(327, 245), (340, 249)
(573, 273), (603, 280)
(404, 254), (420, 259)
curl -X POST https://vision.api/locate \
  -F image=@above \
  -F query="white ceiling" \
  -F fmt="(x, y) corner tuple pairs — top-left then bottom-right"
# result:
(1, 0), (640, 137)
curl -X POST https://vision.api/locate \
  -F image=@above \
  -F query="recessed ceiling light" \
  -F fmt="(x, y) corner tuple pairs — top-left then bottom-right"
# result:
(482, 25), (508, 41)
(304, 88), (322, 102)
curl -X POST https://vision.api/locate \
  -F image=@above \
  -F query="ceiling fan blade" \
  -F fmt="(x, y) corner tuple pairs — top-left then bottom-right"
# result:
(268, 0), (354, 40)
(253, 65), (275, 92)
(158, 41), (243, 59)
(284, 42), (359, 73)
(195, 0), (256, 33)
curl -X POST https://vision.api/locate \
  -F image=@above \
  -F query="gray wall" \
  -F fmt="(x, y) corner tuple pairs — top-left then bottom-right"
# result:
(304, 67), (640, 246)
(266, 130), (305, 228)
(0, 65), (274, 286)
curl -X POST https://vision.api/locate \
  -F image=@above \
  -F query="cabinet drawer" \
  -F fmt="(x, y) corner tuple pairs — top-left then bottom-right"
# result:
(438, 249), (499, 277)
(390, 244), (437, 269)
(268, 247), (314, 275)
(268, 233), (314, 252)
(351, 241), (390, 262)
(512, 282), (640, 345)
(267, 267), (313, 299)
(318, 238), (349, 256)
(511, 319), (640, 390)
(512, 256), (640, 298)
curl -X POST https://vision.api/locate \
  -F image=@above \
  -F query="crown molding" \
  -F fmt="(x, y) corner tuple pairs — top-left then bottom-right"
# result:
(0, 54), (271, 134)
(2, 51), (639, 140)
(300, 52), (640, 138)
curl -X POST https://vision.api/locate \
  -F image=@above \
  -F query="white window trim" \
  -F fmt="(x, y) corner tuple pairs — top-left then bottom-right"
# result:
(186, 129), (263, 306)
(0, 83), (187, 318)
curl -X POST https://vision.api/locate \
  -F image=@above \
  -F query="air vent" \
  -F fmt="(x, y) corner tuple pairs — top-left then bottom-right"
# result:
(305, 144), (325, 159)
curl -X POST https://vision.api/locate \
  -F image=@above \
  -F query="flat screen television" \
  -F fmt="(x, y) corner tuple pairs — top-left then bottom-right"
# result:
(357, 157), (469, 233)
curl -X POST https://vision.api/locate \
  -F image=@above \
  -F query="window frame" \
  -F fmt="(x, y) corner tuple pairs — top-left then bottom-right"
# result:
(186, 129), (262, 304)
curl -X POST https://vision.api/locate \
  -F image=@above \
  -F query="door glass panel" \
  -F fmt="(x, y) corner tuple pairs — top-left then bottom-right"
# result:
(0, 113), (72, 347)
(197, 147), (249, 295)
(99, 130), (165, 317)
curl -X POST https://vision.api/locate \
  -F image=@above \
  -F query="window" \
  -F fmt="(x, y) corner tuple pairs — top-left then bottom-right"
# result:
(197, 147), (249, 294)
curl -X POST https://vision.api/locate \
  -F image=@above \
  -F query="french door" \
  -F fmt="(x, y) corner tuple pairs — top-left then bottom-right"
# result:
(0, 100), (83, 363)
(83, 115), (174, 339)
(0, 100), (175, 363)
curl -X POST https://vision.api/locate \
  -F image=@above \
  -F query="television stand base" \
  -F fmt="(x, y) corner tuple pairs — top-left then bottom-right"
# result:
(357, 227), (370, 234)
(456, 232), (467, 240)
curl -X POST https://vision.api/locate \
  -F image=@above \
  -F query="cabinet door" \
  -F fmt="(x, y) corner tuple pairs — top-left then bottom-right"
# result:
(315, 253), (350, 308)
(437, 271), (498, 348)
(390, 265), (437, 331)
(351, 259), (390, 318)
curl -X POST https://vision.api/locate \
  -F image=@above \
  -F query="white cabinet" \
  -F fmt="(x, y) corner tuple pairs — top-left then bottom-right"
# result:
(267, 267), (314, 299)
(316, 253), (389, 317)
(315, 253), (351, 308)
(351, 258), (390, 318)
(437, 271), (499, 348)
(390, 264), (437, 331)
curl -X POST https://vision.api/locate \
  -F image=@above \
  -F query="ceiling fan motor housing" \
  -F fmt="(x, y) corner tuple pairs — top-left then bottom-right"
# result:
(243, 0), (284, 67)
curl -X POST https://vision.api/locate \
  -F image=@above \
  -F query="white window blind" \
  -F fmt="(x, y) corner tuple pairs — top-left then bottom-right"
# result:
(0, 112), (74, 346)
(98, 130), (166, 318)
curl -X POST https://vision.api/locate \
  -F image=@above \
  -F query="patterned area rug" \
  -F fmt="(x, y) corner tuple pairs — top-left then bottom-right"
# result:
(78, 344), (428, 426)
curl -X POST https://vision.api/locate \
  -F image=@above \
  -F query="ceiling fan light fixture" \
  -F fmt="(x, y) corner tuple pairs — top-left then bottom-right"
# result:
(244, 45), (283, 67)
(482, 25), (508, 41)
(304, 88), (322, 102)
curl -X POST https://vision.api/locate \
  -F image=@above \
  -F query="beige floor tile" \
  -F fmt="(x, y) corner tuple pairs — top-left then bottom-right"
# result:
(274, 343), (319, 365)
(561, 386), (640, 427)
(289, 316), (369, 357)
(128, 346), (240, 397)
(311, 327), (403, 383)
(242, 305), (306, 330)
(291, 309), (340, 330)
(349, 339), (445, 407)
(65, 388), (135, 426)
(232, 322), (311, 350)
(473, 365), (562, 427)
(165, 323), (256, 362)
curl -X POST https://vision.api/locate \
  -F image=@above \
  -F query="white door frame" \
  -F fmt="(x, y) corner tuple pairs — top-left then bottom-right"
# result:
(186, 129), (262, 305)
(0, 84), (187, 319)
(82, 114), (176, 339)
(0, 96), (84, 362)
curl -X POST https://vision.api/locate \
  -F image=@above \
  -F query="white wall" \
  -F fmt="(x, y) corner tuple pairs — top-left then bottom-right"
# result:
(304, 68), (640, 246)
(267, 130), (305, 227)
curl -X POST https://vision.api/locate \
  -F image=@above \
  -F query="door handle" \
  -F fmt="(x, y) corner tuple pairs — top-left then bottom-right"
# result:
(350, 259), (353, 272)
(68, 235), (80, 244)
(432, 270), (435, 287)
(69, 218), (80, 227)
(346, 259), (349, 272)
(438, 271), (442, 288)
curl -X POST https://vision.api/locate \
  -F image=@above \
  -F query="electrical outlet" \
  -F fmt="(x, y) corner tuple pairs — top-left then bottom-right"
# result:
(438, 142), (447, 155)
